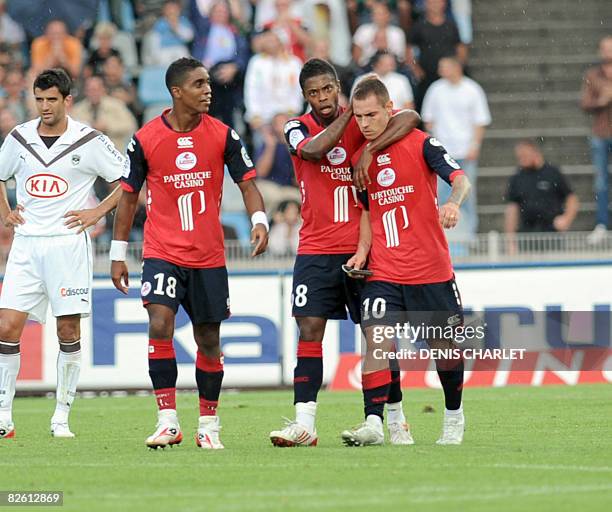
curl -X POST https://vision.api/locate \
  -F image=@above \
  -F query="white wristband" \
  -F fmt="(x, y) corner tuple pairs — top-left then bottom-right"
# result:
(109, 240), (128, 261)
(251, 211), (269, 232)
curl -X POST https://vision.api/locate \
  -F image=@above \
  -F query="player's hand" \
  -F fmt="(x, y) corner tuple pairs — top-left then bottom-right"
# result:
(111, 260), (129, 294)
(3, 204), (25, 227)
(553, 214), (571, 232)
(353, 148), (372, 192)
(64, 207), (103, 233)
(345, 251), (368, 279)
(439, 202), (460, 229)
(251, 224), (268, 257)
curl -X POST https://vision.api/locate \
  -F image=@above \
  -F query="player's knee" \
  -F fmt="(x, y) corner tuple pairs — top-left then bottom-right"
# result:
(195, 342), (220, 359)
(148, 315), (173, 339)
(194, 333), (220, 353)
(298, 320), (325, 341)
(0, 315), (24, 341)
(56, 324), (79, 342)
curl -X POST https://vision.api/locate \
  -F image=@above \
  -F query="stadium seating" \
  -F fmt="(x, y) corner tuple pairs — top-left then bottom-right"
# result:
(137, 65), (171, 120)
(221, 212), (252, 245)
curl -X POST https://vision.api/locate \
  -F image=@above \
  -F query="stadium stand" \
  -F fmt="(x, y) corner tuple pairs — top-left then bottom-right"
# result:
(0, 0), (610, 267)
(471, 0), (611, 232)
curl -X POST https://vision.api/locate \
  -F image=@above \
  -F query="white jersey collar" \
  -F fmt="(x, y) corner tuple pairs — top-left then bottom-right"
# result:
(17, 116), (94, 147)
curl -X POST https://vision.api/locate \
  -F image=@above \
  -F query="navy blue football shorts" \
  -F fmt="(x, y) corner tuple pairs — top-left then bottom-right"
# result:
(141, 258), (230, 324)
(360, 278), (464, 329)
(291, 254), (363, 324)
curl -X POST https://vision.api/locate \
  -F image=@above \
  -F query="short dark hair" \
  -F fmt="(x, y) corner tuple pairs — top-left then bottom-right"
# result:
(515, 138), (543, 152)
(165, 57), (205, 92)
(352, 76), (390, 106)
(299, 58), (338, 91)
(371, 50), (395, 68)
(33, 68), (72, 98)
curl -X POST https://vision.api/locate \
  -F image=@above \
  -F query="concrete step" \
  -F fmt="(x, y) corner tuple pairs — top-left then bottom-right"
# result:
(474, 20), (610, 35)
(489, 115), (589, 131)
(477, 209), (596, 233)
(471, 59), (593, 82)
(478, 171), (595, 207)
(478, 164), (593, 178)
(480, 131), (591, 168)
(487, 99), (589, 129)
(473, 0), (610, 19)
(488, 102), (586, 122)
(470, 43), (601, 60)
(487, 91), (579, 103)
(487, 93), (580, 115)
(470, 54), (596, 68)
(473, 76), (581, 94)
(474, 11), (608, 25)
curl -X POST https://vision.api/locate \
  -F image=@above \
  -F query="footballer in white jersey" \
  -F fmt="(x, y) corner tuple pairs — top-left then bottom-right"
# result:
(0, 68), (126, 440)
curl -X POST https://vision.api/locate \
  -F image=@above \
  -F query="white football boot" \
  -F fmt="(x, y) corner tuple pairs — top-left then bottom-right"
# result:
(0, 420), (15, 439)
(270, 418), (318, 447)
(145, 410), (183, 449)
(341, 416), (384, 447)
(51, 421), (75, 438)
(388, 422), (414, 445)
(195, 415), (224, 450)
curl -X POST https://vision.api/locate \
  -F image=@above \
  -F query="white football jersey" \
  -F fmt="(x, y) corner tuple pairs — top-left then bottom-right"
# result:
(0, 116), (126, 236)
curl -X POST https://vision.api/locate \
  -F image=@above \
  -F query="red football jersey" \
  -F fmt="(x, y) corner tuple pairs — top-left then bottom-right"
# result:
(121, 111), (256, 268)
(358, 130), (464, 285)
(284, 109), (366, 254)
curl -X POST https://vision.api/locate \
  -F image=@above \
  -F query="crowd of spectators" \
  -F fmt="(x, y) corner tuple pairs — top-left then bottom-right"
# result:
(0, 0), (481, 255)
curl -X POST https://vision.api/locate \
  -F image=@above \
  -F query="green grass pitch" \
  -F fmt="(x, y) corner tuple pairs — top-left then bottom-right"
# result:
(1, 384), (611, 512)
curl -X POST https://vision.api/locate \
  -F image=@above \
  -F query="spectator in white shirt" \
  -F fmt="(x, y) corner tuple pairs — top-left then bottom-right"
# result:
(352, 0), (406, 67)
(244, 29), (303, 134)
(422, 56), (491, 238)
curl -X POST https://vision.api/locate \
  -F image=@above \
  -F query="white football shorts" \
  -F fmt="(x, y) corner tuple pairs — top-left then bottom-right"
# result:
(0, 233), (93, 323)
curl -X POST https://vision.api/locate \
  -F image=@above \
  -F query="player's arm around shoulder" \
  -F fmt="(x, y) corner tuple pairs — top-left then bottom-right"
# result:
(296, 107), (354, 162)
(352, 109), (421, 191)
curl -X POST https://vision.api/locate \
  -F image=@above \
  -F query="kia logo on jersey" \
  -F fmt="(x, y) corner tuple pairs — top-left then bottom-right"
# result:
(175, 151), (197, 171)
(326, 147), (347, 165)
(25, 173), (69, 198)
(177, 136), (193, 148)
(377, 168), (396, 187)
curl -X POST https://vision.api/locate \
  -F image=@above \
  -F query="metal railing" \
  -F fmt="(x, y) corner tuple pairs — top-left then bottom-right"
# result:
(95, 231), (612, 273)
(2, 231), (611, 276)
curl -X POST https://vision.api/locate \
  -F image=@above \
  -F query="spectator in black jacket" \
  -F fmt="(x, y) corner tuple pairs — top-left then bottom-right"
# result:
(505, 140), (579, 252)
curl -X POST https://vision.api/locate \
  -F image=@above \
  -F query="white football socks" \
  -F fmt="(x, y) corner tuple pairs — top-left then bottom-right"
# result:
(387, 401), (407, 425)
(53, 340), (81, 424)
(445, 403), (464, 417)
(295, 401), (317, 432)
(0, 342), (20, 425)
